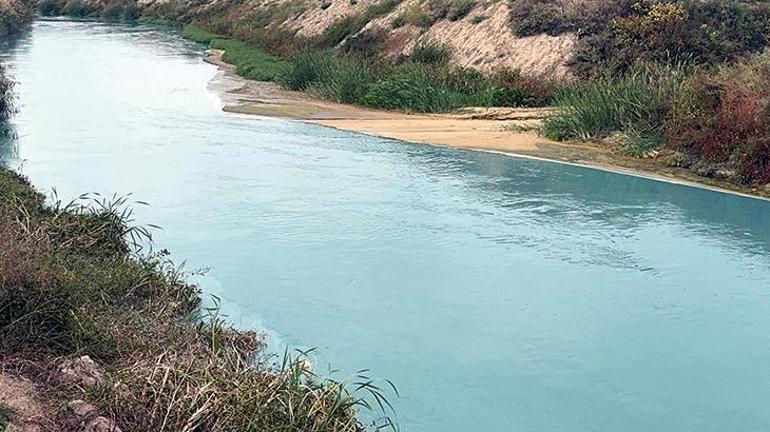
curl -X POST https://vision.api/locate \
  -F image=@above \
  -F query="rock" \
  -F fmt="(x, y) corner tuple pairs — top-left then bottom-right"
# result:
(66, 400), (98, 419)
(56, 356), (104, 388)
(63, 400), (123, 432)
(83, 416), (123, 432)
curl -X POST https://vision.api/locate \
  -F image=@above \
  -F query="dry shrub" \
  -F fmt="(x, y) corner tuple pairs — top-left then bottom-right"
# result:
(665, 54), (770, 184)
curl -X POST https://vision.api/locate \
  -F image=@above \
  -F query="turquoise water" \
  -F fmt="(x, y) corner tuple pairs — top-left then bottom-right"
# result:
(3, 20), (770, 431)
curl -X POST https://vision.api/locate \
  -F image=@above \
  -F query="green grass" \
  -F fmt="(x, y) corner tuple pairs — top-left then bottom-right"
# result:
(542, 63), (688, 156)
(181, 24), (224, 44)
(212, 39), (286, 81)
(181, 25), (286, 82)
(0, 404), (13, 430)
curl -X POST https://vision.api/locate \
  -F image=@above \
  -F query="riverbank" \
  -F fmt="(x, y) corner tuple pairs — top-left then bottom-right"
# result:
(0, 165), (394, 431)
(206, 50), (770, 200)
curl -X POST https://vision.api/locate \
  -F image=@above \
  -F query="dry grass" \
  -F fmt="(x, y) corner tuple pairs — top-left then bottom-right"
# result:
(0, 168), (397, 431)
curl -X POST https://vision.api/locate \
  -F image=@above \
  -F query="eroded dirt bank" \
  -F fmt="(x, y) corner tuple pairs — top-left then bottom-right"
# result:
(206, 51), (770, 200)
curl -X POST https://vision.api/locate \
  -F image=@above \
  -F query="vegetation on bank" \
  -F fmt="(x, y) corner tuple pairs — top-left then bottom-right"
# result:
(509, 0), (770, 78)
(0, 168), (398, 430)
(183, 24), (554, 113)
(39, 0), (140, 22)
(0, 0), (32, 37)
(31, 0), (770, 188)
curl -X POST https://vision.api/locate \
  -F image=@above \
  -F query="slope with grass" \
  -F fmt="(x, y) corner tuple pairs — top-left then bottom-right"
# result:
(33, 0), (770, 190)
(0, 166), (397, 430)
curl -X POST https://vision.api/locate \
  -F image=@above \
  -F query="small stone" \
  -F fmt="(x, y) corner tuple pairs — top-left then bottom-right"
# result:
(57, 356), (104, 388)
(83, 416), (123, 432)
(66, 400), (98, 419)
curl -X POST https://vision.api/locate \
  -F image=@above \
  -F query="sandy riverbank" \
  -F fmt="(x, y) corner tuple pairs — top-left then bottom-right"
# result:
(205, 51), (770, 200)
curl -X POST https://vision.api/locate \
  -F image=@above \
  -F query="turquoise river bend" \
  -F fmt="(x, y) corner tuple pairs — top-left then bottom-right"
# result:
(3, 20), (770, 432)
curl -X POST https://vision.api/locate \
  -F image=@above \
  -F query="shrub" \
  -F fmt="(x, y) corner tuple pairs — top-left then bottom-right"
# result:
(489, 68), (554, 107)
(570, 0), (770, 77)
(367, 0), (402, 17)
(321, 15), (369, 47)
(509, 0), (575, 36)
(61, 0), (96, 17)
(448, 0), (477, 21)
(38, 0), (64, 16)
(101, 1), (140, 21)
(409, 40), (452, 64)
(342, 27), (388, 58)
(0, 65), (16, 136)
(665, 54), (770, 183)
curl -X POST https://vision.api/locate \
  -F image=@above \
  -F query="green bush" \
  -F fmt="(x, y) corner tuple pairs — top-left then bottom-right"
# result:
(409, 40), (452, 64)
(488, 68), (554, 108)
(101, 1), (140, 21)
(367, 0), (402, 17)
(61, 0), (96, 18)
(321, 15), (369, 47)
(38, 0), (64, 16)
(448, 0), (477, 21)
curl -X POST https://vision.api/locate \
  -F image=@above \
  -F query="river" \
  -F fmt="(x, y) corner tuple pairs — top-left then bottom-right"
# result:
(3, 19), (770, 431)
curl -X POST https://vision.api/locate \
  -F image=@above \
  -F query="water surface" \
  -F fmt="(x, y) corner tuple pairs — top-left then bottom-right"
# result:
(3, 20), (770, 432)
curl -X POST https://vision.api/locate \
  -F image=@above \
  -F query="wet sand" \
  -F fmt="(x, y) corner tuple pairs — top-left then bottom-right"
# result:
(205, 51), (770, 200)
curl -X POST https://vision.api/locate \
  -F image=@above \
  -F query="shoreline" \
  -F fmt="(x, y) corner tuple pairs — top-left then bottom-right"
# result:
(205, 51), (770, 201)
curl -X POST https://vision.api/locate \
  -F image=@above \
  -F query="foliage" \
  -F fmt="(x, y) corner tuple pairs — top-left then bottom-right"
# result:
(362, 63), (494, 112)
(101, 0), (141, 22)
(322, 15), (370, 47)
(181, 24), (223, 44)
(0, 66), (16, 137)
(0, 0), (33, 36)
(409, 39), (452, 64)
(210, 38), (287, 81)
(488, 68), (554, 108)
(665, 54), (770, 183)
(543, 62), (688, 156)
(448, 0), (477, 21)
(308, 55), (374, 104)
(0, 404), (13, 430)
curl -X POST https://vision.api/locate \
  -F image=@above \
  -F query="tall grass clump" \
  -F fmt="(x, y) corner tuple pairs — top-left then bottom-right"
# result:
(409, 40), (452, 64)
(362, 63), (491, 112)
(308, 56), (374, 104)
(543, 63), (688, 156)
(278, 50), (328, 91)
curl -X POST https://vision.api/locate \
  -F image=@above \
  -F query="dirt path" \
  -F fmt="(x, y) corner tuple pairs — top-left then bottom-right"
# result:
(205, 51), (770, 200)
